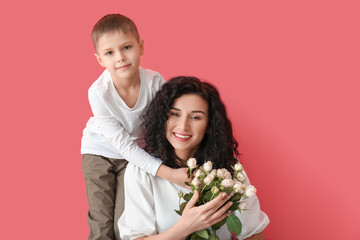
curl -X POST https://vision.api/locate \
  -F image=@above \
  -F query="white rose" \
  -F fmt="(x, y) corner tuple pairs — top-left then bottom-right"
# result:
(211, 186), (219, 194)
(239, 201), (248, 210)
(233, 182), (244, 193)
(221, 179), (235, 188)
(245, 185), (257, 198)
(191, 177), (201, 187)
(195, 169), (205, 178)
(237, 171), (247, 182)
(203, 174), (214, 185)
(224, 170), (232, 179)
(203, 161), (213, 172)
(187, 158), (197, 169)
(210, 169), (217, 177)
(234, 163), (243, 171)
(216, 169), (226, 179)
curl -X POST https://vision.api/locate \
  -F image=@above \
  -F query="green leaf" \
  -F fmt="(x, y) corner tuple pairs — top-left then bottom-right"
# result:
(174, 210), (182, 216)
(226, 215), (242, 234)
(185, 181), (191, 186)
(184, 193), (193, 201)
(230, 193), (242, 202)
(179, 202), (187, 214)
(211, 218), (226, 230)
(224, 187), (233, 194)
(202, 190), (213, 203)
(195, 229), (209, 239)
(228, 200), (240, 212)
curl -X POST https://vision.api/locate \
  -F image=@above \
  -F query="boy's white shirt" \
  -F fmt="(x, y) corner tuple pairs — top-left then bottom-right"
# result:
(81, 67), (166, 176)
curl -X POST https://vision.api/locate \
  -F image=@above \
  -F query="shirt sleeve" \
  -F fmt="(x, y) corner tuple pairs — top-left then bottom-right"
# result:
(118, 164), (157, 240)
(234, 195), (270, 239)
(88, 89), (162, 176)
(234, 171), (270, 239)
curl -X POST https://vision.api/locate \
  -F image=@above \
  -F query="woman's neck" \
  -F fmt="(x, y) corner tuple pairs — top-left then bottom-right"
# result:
(174, 149), (197, 164)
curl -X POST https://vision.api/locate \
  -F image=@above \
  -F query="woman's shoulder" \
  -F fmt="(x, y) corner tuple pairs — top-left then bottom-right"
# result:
(125, 163), (156, 185)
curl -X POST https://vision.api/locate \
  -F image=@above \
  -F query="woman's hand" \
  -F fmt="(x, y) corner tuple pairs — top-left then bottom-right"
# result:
(134, 189), (233, 240)
(175, 190), (233, 238)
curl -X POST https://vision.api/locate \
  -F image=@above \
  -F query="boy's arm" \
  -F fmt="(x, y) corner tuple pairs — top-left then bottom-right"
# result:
(156, 165), (189, 187)
(89, 89), (159, 175)
(89, 90), (188, 185)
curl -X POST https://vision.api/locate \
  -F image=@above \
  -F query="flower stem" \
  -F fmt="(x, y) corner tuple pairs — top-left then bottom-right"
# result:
(212, 229), (217, 239)
(201, 185), (206, 195)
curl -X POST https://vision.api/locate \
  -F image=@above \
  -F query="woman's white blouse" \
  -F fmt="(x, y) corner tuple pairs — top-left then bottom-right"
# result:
(118, 164), (270, 240)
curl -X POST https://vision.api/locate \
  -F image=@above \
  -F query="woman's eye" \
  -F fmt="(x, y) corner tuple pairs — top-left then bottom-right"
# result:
(170, 112), (179, 117)
(192, 115), (201, 120)
(124, 45), (131, 50)
(106, 51), (113, 55)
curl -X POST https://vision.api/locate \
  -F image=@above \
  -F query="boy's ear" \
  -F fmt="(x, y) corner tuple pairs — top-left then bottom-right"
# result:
(140, 39), (144, 56)
(94, 53), (105, 67)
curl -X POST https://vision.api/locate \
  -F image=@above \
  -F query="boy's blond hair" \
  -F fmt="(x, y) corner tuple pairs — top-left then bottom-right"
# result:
(91, 13), (140, 51)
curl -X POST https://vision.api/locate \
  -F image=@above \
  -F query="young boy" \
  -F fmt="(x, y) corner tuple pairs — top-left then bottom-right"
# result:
(81, 14), (187, 240)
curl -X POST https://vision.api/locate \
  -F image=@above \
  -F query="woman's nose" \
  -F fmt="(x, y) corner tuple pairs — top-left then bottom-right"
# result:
(178, 117), (189, 130)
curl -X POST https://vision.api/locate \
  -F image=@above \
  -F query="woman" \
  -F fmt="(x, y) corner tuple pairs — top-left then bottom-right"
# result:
(118, 76), (269, 239)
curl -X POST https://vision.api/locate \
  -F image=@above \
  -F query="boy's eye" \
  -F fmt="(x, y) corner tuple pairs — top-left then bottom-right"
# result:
(124, 45), (131, 50)
(106, 51), (113, 55)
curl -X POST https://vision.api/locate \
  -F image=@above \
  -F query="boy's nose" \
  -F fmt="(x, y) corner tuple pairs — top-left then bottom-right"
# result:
(116, 52), (126, 62)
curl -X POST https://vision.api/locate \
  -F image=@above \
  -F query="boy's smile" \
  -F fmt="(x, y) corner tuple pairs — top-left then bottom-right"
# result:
(116, 64), (131, 69)
(95, 30), (144, 84)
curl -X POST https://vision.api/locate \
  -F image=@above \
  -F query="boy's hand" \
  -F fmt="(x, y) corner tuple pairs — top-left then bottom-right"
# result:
(171, 168), (190, 188)
(156, 164), (190, 188)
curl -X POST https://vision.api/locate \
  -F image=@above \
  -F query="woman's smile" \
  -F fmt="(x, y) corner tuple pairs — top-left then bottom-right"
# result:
(173, 132), (192, 141)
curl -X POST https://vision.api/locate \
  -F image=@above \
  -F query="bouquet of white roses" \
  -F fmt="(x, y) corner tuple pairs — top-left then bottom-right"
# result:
(175, 158), (257, 240)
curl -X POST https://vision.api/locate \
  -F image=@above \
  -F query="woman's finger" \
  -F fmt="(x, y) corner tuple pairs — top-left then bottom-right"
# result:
(209, 208), (231, 226)
(210, 201), (233, 220)
(201, 192), (230, 213)
(184, 190), (199, 210)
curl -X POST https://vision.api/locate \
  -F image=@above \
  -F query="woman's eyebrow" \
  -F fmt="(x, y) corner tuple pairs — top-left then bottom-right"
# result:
(170, 107), (206, 115)
(192, 110), (206, 115)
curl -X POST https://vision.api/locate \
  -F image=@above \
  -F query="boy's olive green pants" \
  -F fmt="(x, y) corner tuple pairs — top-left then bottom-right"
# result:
(82, 154), (128, 240)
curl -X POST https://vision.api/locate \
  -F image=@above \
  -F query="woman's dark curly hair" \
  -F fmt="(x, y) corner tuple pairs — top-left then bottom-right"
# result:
(141, 76), (239, 173)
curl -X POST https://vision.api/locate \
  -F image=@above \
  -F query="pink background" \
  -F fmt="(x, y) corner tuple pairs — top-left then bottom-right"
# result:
(1, 0), (359, 239)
